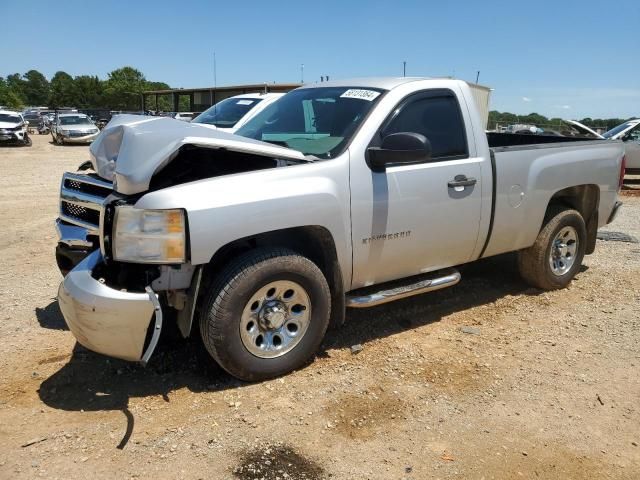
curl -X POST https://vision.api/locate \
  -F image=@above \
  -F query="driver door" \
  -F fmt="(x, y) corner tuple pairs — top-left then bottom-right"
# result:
(350, 89), (485, 288)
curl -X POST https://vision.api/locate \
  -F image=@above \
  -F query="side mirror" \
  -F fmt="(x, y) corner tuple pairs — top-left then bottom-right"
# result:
(367, 132), (432, 172)
(24, 120), (29, 126)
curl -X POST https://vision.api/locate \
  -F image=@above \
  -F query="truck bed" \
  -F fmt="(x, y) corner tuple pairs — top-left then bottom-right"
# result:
(481, 137), (622, 260)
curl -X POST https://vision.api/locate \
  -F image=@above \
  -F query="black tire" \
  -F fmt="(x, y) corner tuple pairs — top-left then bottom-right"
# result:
(23, 135), (32, 147)
(518, 207), (586, 290)
(199, 247), (331, 381)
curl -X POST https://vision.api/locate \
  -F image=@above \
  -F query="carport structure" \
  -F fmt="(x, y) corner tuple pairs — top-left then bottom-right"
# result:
(142, 83), (300, 114)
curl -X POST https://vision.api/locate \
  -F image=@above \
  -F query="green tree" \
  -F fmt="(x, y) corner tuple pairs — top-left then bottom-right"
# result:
(5, 73), (26, 105)
(103, 66), (146, 110)
(49, 71), (77, 108)
(0, 77), (24, 109)
(74, 75), (103, 108)
(22, 70), (49, 106)
(520, 113), (548, 125)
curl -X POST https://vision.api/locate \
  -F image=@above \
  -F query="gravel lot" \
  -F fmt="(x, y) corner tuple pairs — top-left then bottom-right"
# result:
(0, 135), (639, 479)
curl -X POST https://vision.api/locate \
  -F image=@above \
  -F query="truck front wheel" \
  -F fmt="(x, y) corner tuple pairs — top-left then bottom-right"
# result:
(199, 248), (331, 381)
(518, 207), (586, 290)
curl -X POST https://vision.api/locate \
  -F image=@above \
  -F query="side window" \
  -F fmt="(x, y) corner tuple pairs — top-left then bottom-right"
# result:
(383, 93), (468, 160)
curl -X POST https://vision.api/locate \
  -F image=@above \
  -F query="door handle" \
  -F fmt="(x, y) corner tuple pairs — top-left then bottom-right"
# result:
(448, 175), (477, 188)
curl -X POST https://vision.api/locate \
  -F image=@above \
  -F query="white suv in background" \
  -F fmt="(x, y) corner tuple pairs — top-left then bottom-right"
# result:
(192, 93), (284, 133)
(0, 110), (31, 146)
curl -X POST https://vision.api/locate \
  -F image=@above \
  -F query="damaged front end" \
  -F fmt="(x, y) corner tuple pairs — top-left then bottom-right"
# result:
(58, 250), (163, 363)
(55, 169), (200, 363)
(55, 115), (309, 363)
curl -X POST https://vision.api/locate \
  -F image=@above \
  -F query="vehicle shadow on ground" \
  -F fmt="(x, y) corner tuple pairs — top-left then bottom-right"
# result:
(330, 253), (591, 351)
(38, 333), (240, 448)
(38, 334), (238, 412)
(48, 140), (89, 147)
(325, 253), (543, 351)
(35, 300), (68, 330)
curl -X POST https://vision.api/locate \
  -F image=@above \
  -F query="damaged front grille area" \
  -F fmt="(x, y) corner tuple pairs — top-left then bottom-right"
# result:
(59, 172), (113, 234)
(61, 202), (101, 226)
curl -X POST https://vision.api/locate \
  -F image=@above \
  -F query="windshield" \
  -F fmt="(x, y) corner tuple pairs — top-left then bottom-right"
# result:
(59, 116), (93, 126)
(603, 121), (636, 139)
(193, 97), (262, 128)
(236, 87), (385, 158)
(0, 114), (21, 123)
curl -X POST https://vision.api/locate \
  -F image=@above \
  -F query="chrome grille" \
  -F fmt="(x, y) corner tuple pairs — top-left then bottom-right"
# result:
(59, 172), (113, 234)
(67, 131), (95, 137)
(61, 202), (100, 226)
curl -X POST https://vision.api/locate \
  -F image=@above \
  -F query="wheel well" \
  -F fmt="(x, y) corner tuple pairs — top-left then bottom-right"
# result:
(546, 184), (599, 254)
(202, 226), (345, 329)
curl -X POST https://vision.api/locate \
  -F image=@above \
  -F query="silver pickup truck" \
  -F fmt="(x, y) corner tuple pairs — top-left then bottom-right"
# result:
(55, 77), (625, 381)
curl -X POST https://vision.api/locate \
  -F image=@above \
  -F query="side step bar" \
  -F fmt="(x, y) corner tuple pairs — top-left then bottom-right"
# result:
(346, 268), (461, 308)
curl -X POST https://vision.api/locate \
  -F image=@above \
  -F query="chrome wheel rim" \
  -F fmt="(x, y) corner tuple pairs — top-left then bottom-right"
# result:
(549, 226), (578, 276)
(240, 280), (311, 358)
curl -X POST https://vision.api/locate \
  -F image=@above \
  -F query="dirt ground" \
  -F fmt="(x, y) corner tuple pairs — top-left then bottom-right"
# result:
(0, 134), (639, 480)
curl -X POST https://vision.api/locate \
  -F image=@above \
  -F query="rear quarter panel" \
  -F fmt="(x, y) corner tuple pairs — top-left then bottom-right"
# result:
(483, 140), (624, 258)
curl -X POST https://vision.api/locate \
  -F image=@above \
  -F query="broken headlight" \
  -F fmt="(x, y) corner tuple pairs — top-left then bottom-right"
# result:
(113, 207), (186, 263)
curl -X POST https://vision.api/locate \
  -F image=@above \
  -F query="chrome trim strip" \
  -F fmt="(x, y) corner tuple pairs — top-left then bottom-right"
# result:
(141, 286), (163, 366)
(55, 219), (94, 248)
(99, 204), (106, 256)
(345, 268), (461, 308)
(59, 213), (100, 235)
(61, 188), (106, 211)
(63, 172), (113, 190)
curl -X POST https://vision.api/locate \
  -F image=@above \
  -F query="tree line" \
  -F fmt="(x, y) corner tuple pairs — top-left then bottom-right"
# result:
(1, 68), (635, 127)
(488, 110), (633, 132)
(0, 66), (174, 111)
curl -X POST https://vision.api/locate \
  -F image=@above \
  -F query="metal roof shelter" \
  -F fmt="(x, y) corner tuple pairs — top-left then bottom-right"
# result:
(142, 83), (301, 113)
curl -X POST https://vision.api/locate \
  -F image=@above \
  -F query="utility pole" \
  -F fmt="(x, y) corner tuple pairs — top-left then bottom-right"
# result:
(213, 51), (217, 89)
(403, 61), (406, 77)
(475, 70), (480, 84)
(213, 51), (217, 113)
(301, 64), (304, 83)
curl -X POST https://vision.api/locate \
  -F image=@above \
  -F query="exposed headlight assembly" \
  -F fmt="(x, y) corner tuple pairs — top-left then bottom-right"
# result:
(113, 207), (186, 263)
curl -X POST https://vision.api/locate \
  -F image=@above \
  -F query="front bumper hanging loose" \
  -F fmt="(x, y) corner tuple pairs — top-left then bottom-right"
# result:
(57, 250), (163, 363)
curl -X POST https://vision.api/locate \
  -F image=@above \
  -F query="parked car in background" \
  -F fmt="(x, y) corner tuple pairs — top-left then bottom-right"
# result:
(22, 112), (42, 132)
(565, 119), (640, 173)
(604, 120), (640, 173)
(192, 93), (284, 133)
(0, 110), (31, 146)
(51, 113), (100, 145)
(55, 77), (624, 381)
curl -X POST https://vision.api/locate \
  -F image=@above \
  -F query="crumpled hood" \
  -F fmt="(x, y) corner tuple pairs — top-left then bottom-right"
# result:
(89, 115), (307, 195)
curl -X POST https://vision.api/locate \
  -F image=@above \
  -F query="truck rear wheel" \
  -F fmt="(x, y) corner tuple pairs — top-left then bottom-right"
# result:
(518, 207), (586, 290)
(199, 248), (331, 381)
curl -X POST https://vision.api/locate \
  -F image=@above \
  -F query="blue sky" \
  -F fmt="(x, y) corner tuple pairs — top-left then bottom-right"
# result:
(3, 0), (639, 118)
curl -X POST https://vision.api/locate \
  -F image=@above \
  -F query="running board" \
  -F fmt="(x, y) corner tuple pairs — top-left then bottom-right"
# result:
(345, 268), (461, 308)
